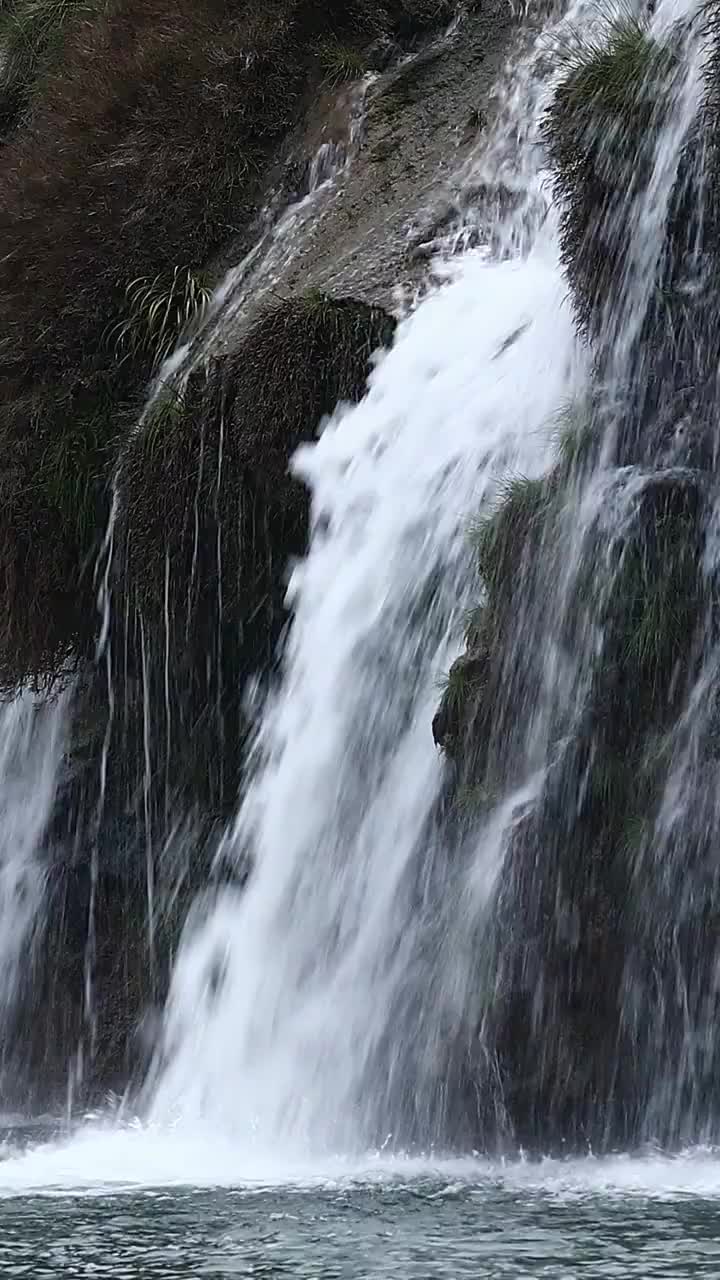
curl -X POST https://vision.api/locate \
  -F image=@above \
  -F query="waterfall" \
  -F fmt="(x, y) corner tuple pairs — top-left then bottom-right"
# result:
(139, 0), (715, 1153)
(149, 0), (597, 1150)
(0, 691), (69, 1095)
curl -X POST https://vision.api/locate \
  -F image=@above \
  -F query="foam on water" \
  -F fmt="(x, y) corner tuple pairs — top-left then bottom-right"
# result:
(3, 1118), (720, 1202)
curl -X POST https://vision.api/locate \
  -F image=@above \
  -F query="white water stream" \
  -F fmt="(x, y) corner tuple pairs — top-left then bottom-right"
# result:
(0, 692), (69, 1079)
(0, 0), (710, 1199)
(146, 0), (708, 1159)
(147, 2), (601, 1151)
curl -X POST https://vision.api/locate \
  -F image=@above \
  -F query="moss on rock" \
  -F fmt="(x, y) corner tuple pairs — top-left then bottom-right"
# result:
(117, 292), (395, 615)
(543, 13), (681, 342)
(0, 383), (126, 692)
(112, 292), (395, 813)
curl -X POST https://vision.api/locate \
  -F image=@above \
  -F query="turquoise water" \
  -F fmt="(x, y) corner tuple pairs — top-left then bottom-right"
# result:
(1, 1125), (720, 1277)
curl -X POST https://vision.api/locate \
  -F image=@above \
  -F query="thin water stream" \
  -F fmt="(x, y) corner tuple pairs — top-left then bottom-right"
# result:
(0, 0), (717, 1269)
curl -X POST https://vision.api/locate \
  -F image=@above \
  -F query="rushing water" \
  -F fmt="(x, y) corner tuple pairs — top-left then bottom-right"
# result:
(0, 0), (717, 1268)
(2, 1126), (720, 1276)
(0, 694), (68, 1069)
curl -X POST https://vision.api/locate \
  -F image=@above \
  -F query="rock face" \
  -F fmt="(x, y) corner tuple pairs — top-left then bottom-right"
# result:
(0, 0), (527, 1106)
(7, 0), (716, 1152)
(0, 0), (479, 697)
(430, 8), (720, 1150)
(4, 293), (396, 1100)
(0, 0), (442, 1100)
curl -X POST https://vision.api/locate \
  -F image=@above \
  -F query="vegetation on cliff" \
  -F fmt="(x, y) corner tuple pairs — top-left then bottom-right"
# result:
(0, 0), (446, 694)
(0, 0), (420, 1095)
(110, 290), (395, 820)
(431, 6), (720, 1147)
(542, 13), (680, 344)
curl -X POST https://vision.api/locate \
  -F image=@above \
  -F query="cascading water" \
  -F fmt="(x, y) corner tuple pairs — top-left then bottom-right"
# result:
(151, 243), (584, 1150)
(147, 0), (720, 1158)
(0, 690), (69, 1094)
(148, 0), (603, 1151)
(11, 1), (720, 1274)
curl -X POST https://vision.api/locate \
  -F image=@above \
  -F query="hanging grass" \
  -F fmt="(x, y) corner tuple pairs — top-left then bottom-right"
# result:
(116, 291), (396, 622)
(469, 473), (556, 610)
(553, 398), (601, 476)
(106, 268), (211, 370)
(542, 10), (682, 338)
(0, 382), (126, 692)
(107, 292), (395, 816)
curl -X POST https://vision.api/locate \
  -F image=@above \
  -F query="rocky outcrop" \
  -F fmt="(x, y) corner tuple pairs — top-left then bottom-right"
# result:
(3, 292), (395, 1101)
(0, 0), (466, 697)
(431, 8), (720, 1150)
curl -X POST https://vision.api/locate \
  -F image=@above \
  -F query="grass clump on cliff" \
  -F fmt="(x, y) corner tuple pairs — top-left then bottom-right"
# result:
(116, 292), (396, 622)
(0, 0), (109, 135)
(542, 11), (680, 339)
(107, 268), (211, 370)
(470, 474), (556, 613)
(111, 292), (395, 812)
(318, 38), (369, 85)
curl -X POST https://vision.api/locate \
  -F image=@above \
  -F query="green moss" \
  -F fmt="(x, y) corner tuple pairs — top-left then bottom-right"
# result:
(453, 781), (498, 817)
(470, 473), (555, 607)
(614, 485), (702, 691)
(117, 293), (396, 618)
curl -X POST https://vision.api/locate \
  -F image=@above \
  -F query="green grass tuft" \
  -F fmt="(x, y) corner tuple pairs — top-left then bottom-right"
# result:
(318, 36), (369, 85)
(469, 474), (553, 607)
(0, 0), (110, 130)
(543, 9), (681, 337)
(106, 268), (211, 370)
(553, 398), (599, 475)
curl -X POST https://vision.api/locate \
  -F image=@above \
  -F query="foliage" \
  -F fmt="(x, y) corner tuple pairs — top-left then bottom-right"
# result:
(116, 293), (396, 617)
(0, 0), (109, 133)
(0, 384), (124, 691)
(543, 11), (680, 338)
(614, 483), (703, 692)
(318, 37), (369, 85)
(553, 398), (599, 475)
(470, 473), (555, 609)
(0, 0), (441, 694)
(106, 268), (211, 370)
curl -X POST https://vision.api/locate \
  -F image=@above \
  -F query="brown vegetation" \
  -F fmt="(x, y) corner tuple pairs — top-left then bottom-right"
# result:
(0, 0), (445, 692)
